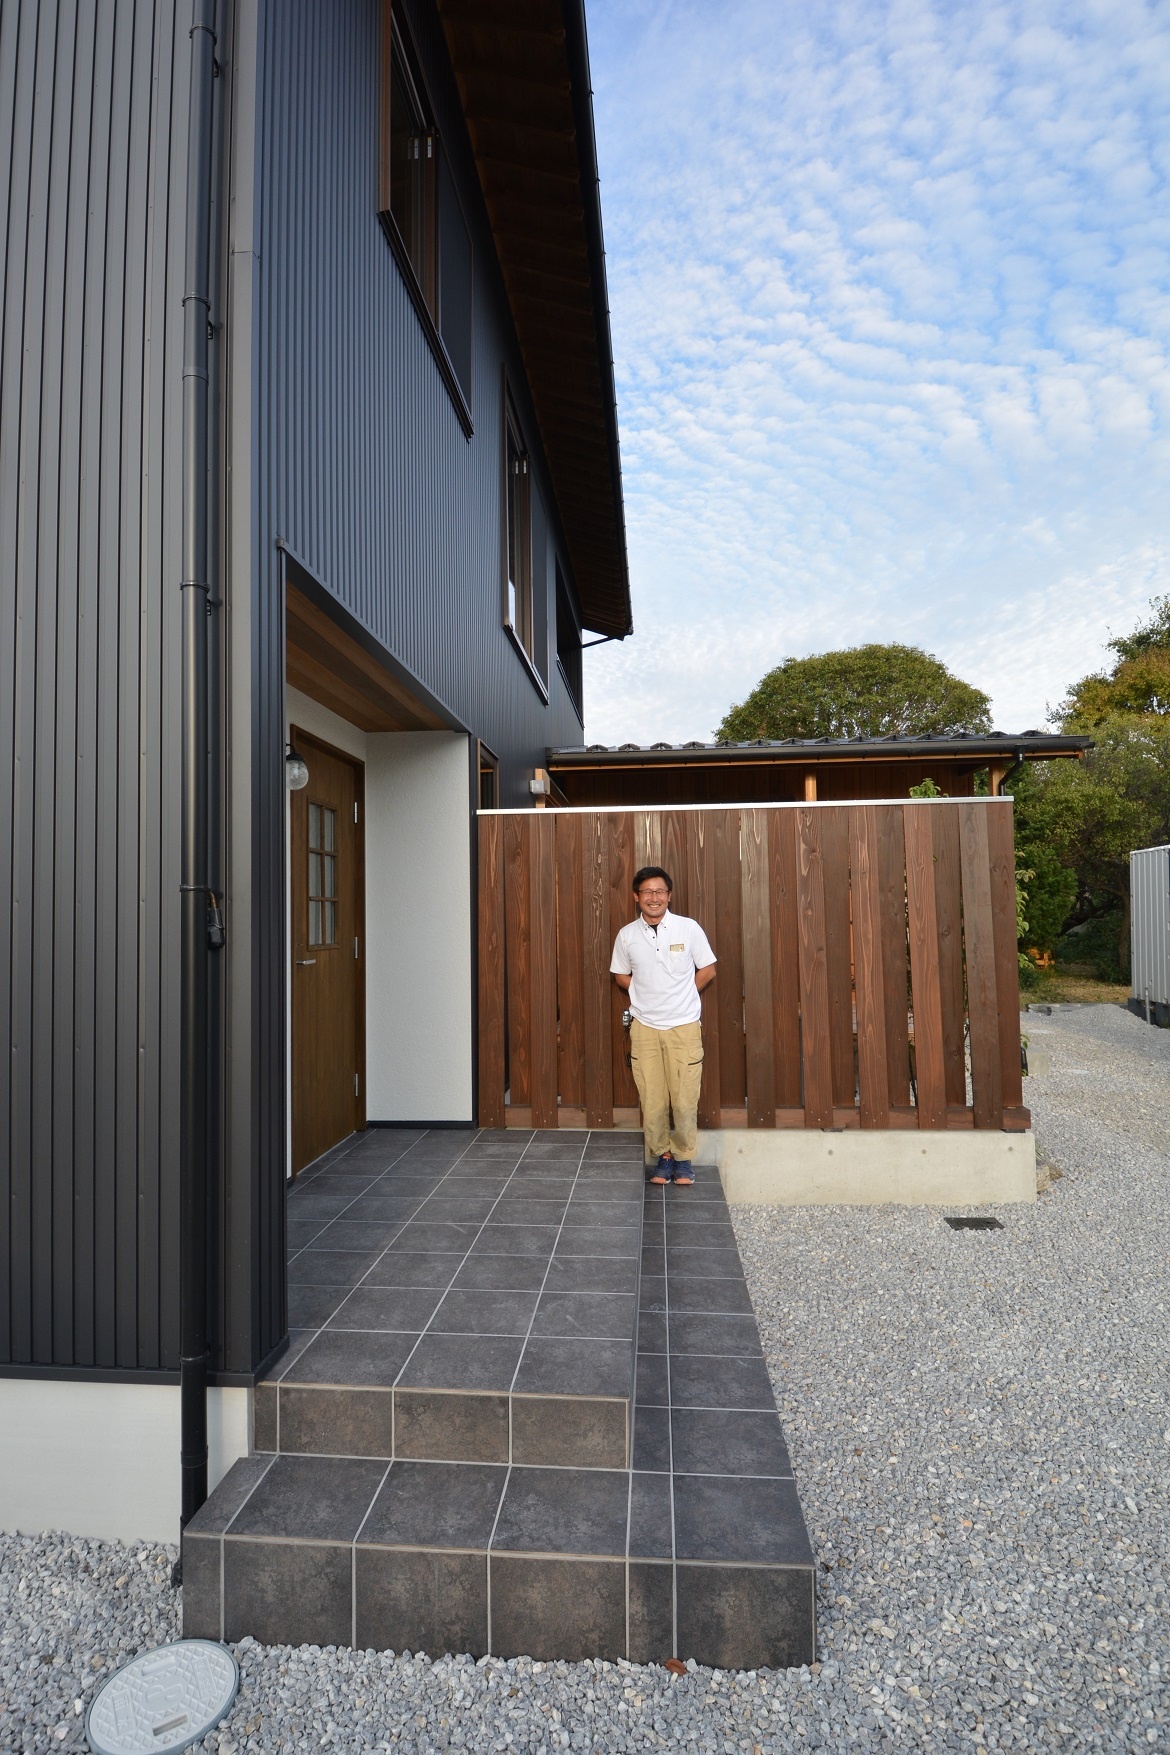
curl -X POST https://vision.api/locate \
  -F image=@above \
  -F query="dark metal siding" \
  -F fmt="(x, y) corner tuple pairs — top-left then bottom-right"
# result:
(251, 0), (585, 810)
(0, 0), (189, 1372)
(0, 0), (593, 1385)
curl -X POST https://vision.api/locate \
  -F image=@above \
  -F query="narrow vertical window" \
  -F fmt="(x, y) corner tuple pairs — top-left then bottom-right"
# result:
(505, 397), (532, 659)
(380, 6), (437, 314)
(308, 804), (338, 947)
(556, 563), (583, 718)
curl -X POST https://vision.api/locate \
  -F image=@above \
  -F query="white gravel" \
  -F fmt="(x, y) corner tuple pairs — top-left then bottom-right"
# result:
(2, 1003), (1166, 1752)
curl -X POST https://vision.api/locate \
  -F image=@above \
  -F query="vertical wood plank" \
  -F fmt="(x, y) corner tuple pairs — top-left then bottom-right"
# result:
(529, 815), (558, 1127)
(555, 812), (585, 1111)
(582, 812), (614, 1127)
(687, 811), (722, 1127)
(769, 809), (803, 1108)
(634, 810), (661, 873)
(608, 813), (639, 1108)
(960, 801), (1004, 1128)
(933, 804), (967, 1108)
(905, 804), (947, 1128)
(660, 809), (689, 916)
(986, 798), (1026, 1114)
(850, 806), (889, 1128)
(503, 814), (531, 1105)
(476, 816), (506, 1127)
(876, 805), (911, 1107)
(714, 809), (746, 1107)
(741, 809), (776, 1127)
(796, 808), (833, 1127)
(821, 807), (856, 1108)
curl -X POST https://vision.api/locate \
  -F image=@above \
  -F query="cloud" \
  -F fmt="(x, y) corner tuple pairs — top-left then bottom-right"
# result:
(581, 0), (1170, 744)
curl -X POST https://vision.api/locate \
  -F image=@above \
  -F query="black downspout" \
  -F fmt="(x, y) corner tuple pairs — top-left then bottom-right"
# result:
(179, 0), (218, 1533)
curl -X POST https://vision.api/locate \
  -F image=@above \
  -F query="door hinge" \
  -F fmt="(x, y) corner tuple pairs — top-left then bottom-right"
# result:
(354, 1072), (360, 1096)
(354, 936), (359, 959)
(354, 801), (358, 823)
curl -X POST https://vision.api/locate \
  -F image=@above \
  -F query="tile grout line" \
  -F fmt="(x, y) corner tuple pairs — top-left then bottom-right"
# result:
(286, 1132), (421, 1262)
(504, 1133), (592, 1400)
(624, 1149), (649, 1661)
(351, 1459), (396, 1650)
(661, 1185), (679, 1660)
(296, 1128), (501, 1365)
(484, 1463), (513, 1659)
(389, 1134), (544, 1396)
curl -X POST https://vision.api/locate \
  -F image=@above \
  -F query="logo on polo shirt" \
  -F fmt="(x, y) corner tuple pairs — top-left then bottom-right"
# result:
(670, 943), (685, 952)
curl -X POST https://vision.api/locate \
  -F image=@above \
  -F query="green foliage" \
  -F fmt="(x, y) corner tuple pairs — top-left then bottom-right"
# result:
(1016, 866), (1042, 989)
(716, 644), (992, 743)
(1109, 593), (1170, 663)
(1012, 715), (1170, 973)
(1057, 593), (1170, 728)
(908, 777), (945, 798)
(1057, 910), (1128, 983)
(1010, 764), (1079, 954)
(1010, 596), (1170, 975)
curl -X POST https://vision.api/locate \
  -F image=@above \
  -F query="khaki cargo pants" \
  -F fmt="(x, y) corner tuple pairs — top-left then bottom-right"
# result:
(628, 1018), (704, 1164)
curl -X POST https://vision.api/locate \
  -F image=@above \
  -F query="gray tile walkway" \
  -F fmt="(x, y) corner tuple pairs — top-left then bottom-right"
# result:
(183, 1128), (816, 1669)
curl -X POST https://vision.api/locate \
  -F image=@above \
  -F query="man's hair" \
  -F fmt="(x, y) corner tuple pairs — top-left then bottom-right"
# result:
(632, 866), (673, 894)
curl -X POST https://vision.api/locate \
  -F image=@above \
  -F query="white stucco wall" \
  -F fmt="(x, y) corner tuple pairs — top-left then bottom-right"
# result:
(0, 1382), (250, 1545)
(364, 731), (474, 1122)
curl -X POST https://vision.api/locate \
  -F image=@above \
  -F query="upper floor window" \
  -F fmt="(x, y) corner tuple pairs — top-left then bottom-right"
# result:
(387, 29), (435, 306)
(556, 563), (583, 719)
(505, 396), (533, 660)
(380, 5), (474, 416)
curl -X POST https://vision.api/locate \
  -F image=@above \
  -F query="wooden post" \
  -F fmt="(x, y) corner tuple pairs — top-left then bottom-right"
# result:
(803, 772), (817, 802)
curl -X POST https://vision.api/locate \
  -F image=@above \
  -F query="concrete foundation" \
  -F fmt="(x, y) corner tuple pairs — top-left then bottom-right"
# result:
(697, 1128), (1036, 1207)
(0, 1382), (251, 1545)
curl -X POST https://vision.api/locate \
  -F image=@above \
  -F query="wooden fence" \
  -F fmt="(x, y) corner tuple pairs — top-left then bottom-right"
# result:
(476, 800), (1028, 1133)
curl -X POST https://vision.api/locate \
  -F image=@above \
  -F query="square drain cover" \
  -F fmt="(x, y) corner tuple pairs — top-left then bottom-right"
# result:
(945, 1215), (1003, 1231)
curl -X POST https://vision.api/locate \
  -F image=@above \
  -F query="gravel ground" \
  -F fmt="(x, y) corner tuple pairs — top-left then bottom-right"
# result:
(2, 1003), (1166, 1752)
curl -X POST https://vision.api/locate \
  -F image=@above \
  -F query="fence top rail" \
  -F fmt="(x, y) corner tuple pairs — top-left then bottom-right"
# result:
(477, 797), (1016, 817)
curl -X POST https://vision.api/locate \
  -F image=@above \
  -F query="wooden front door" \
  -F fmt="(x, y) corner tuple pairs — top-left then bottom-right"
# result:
(290, 730), (364, 1175)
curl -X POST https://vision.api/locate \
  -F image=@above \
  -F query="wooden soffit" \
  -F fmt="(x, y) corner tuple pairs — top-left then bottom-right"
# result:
(286, 583), (448, 733)
(437, 0), (632, 639)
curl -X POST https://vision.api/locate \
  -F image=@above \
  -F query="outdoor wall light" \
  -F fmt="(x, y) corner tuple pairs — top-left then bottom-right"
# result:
(285, 743), (309, 791)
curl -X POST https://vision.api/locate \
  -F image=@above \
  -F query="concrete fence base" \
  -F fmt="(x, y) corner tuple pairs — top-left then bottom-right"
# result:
(696, 1128), (1036, 1207)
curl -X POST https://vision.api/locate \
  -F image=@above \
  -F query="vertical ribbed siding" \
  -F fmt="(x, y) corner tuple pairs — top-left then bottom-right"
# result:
(252, 0), (585, 816)
(0, 0), (188, 1371)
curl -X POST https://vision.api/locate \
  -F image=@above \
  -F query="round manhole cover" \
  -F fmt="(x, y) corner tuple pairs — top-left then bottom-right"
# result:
(85, 1641), (239, 1755)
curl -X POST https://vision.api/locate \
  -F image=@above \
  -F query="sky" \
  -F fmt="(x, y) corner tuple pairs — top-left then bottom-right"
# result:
(579, 0), (1170, 745)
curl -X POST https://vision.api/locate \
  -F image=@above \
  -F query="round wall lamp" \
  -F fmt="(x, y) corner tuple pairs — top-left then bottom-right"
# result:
(285, 742), (309, 791)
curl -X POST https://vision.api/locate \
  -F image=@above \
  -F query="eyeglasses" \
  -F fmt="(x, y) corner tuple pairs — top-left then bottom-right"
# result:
(638, 888), (670, 898)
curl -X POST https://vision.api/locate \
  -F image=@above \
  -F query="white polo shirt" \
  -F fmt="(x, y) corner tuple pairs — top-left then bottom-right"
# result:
(610, 908), (717, 1030)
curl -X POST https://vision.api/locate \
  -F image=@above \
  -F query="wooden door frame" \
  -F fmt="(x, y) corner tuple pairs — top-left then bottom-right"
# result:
(290, 726), (367, 1170)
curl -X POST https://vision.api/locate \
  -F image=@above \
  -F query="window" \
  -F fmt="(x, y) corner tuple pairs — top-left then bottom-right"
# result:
(478, 743), (499, 811)
(438, 150), (473, 405)
(308, 803), (338, 947)
(383, 16), (436, 309)
(380, 5), (473, 417)
(556, 563), (583, 718)
(504, 396), (533, 660)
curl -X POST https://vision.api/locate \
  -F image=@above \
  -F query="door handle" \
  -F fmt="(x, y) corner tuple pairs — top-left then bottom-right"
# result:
(296, 958), (317, 966)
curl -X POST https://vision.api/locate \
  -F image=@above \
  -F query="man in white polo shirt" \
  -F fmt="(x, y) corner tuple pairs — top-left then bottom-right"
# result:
(610, 866), (717, 1186)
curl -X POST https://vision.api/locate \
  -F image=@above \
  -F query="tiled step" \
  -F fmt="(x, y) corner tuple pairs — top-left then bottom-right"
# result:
(183, 1130), (818, 1670)
(261, 1129), (645, 1470)
(183, 1449), (814, 1669)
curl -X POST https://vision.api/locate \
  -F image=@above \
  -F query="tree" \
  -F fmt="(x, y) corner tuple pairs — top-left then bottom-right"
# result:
(1012, 596), (1170, 970)
(1057, 594), (1170, 727)
(716, 644), (992, 743)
